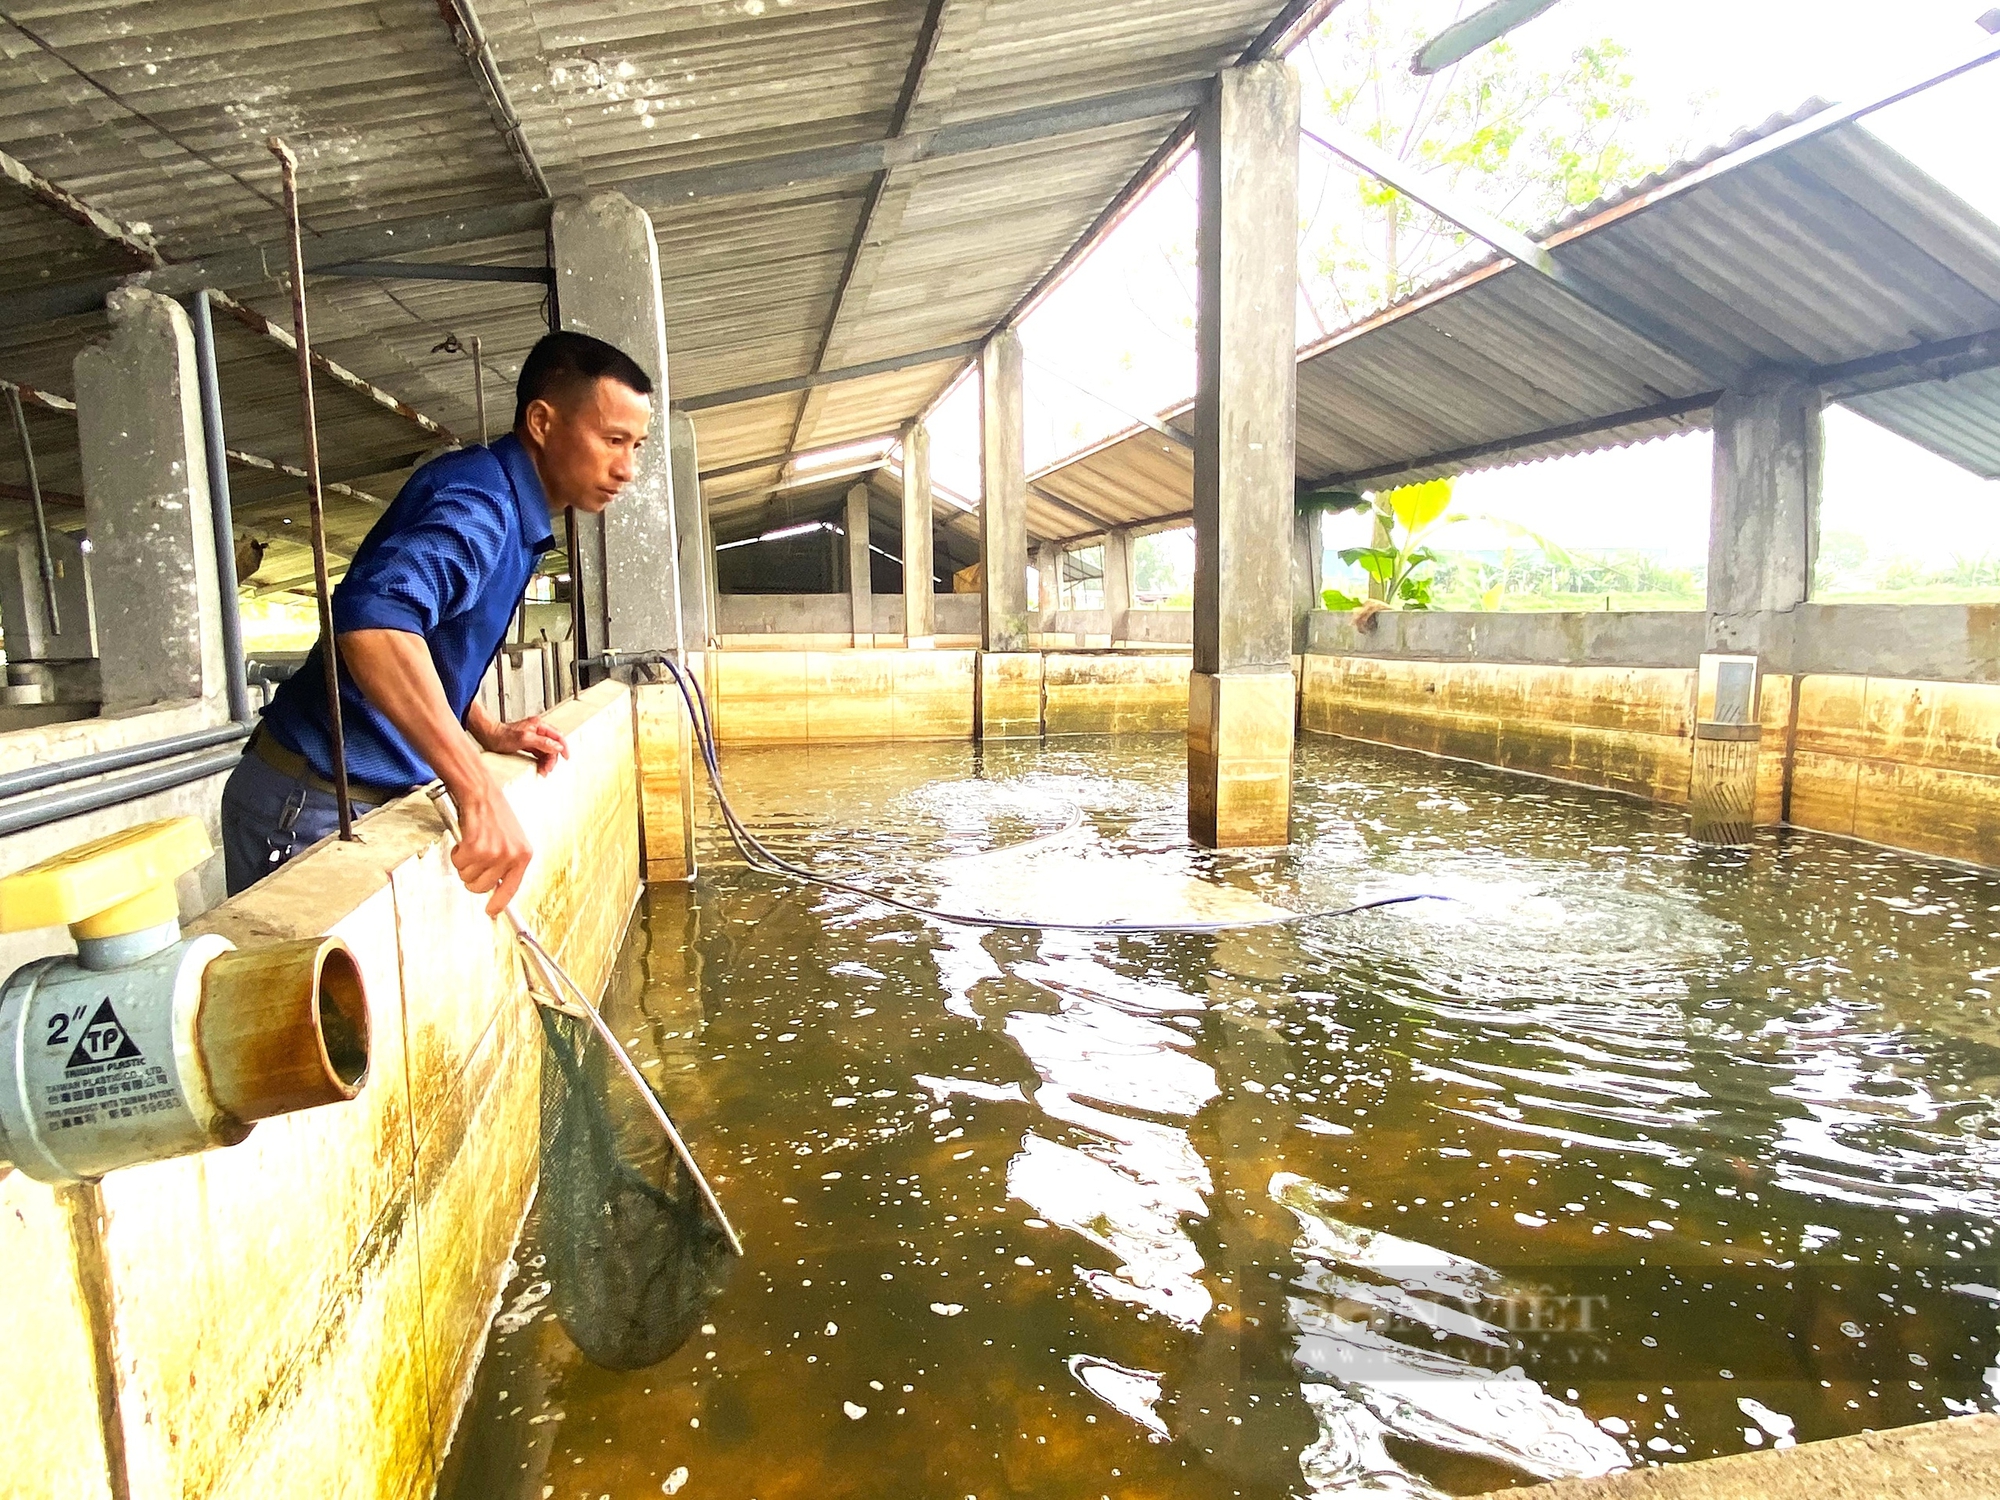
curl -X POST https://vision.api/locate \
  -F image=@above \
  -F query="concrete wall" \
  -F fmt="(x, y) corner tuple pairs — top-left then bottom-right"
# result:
(1305, 604), (2000, 684)
(716, 592), (980, 647)
(1303, 609), (2000, 869)
(0, 681), (641, 1500)
(717, 593), (1192, 651)
(1784, 673), (2000, 868)
(700, 647), (1194, 744)
(1302, 654), (1701, 805)
(1307, 609), (1704, 668)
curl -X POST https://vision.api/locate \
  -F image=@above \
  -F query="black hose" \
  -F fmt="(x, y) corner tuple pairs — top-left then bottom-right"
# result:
(651, 656), (1448, 935)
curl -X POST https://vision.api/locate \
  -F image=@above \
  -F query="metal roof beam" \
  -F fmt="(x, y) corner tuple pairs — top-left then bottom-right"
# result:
(1051, 508), (1194, 545)
(678, 341), (982, 412)
(1813, 327), (2000, 400)
(0, 479), (80, 509)
(1311, 389), (1722, 489)
(1303, 125), (1743, 384)
(206, 292), (460, 446)
(434, 0), (550, 197)
(0, 78), (1214, 329)
(996, 0), (1335, 336)
(784, 0), (977, 457)
(0, 149), (463, 443)
(1029, 482), (1120, 533)
(316, 260), (551, 285)
(1027, 357), (1194, 450)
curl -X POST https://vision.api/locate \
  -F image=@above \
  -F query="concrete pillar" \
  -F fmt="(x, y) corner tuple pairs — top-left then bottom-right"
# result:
(1103, 527), (1133, 643)
(846, 481), (873, 648)
(1189, 61), (1301, 848)
(979, 331), (1029, 652)
(551, 191), (681, 661)
(901, 420), (935, 647)
(73, 287), (228, 713)
(1291, 504), (1322, 652)
(550, 190), (694, 879)
(668, 408), (713, 653)
(1707, 369), (1821, 662)
(1035, 539), (1061, 619)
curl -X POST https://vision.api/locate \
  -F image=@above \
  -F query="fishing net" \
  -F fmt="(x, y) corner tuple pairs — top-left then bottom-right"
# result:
(536, 1006), (736, 1370)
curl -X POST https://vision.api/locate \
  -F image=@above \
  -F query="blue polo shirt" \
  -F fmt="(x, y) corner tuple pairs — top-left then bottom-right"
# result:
(260, 434), (555, 794)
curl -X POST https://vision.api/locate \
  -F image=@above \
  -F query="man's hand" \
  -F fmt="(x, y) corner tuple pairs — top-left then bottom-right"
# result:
(340, 628), (541, 916)
(450, 779), (535, 917)
(471, 710), (569, 776)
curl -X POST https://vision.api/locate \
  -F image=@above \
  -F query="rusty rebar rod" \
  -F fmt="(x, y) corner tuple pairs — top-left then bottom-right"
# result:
(268, 135), (355, 840)
(5, 384), (60, 637)
(472, 333), (487, 443)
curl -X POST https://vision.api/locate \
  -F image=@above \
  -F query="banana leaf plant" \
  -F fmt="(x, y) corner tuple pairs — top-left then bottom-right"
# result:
(1321, 478), (1577, 612)
(1322, 478), (1456, 611)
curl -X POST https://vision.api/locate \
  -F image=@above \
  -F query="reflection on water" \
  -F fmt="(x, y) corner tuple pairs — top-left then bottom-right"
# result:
(440, 737), (2000, 1500)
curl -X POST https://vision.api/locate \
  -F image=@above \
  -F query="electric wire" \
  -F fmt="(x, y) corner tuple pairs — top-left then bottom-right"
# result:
(652, 657), (1451, 935)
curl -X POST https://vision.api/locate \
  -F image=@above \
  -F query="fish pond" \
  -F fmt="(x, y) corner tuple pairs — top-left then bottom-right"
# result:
(440, 734), (2000, 1500)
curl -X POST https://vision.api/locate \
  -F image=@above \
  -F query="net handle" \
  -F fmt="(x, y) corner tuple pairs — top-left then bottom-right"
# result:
(426, 785), (745, 1256)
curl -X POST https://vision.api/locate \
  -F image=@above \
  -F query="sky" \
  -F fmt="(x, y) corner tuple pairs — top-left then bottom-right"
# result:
(911, 0), (1999, 572)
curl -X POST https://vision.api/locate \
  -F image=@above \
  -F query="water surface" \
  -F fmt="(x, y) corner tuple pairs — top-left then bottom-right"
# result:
(441, 735), (2000, 1499)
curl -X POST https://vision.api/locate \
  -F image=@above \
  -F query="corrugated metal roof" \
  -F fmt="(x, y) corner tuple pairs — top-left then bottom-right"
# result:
(1848, 366), (2000, 480)
(1033, 100), (2000, 542)
(0, 0), (1318, 587)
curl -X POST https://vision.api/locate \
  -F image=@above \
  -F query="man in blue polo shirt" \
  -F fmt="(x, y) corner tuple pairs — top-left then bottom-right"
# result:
(222, 330), (654, 916)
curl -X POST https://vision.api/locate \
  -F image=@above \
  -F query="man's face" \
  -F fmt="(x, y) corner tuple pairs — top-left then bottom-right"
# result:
(523, 377), (652, 515)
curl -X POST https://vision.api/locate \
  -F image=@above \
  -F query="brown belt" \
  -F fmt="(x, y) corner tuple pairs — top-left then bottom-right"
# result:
(247, 727), (405, 807)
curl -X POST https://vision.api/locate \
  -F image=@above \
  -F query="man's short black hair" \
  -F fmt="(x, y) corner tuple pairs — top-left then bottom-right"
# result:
(513, 331), (653, 429)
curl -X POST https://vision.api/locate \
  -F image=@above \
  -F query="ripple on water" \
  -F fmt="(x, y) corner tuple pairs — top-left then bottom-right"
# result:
(442, 735), (2000, 1500)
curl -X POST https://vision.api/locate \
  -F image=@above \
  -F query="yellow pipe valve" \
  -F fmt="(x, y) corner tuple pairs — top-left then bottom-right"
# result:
(0, 818), (371, 1184)
(0, 816), (211, 945)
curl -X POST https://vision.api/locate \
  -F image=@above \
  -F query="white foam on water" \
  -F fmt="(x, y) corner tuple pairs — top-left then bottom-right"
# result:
(1290, 1301), (1630, 1483)
(914, 1073), (1028, 1105)
(1737, 1397), (1796, 1447)
(1066, 1355), (1170, 1441)
(1007, 1133), (1212, 1328)
(1298, 1384), (1445, 1499)
(1271, 1173), (1500, 1303)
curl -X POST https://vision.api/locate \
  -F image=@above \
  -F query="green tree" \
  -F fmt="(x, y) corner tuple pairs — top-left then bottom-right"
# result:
(1299, 3), (1680, 323)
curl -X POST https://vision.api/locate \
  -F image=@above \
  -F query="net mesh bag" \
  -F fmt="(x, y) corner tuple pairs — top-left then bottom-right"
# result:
(536, 1006), (736, 1370)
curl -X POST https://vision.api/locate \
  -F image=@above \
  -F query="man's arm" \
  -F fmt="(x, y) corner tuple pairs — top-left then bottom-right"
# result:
(464, 699), (570, 775)
(339, 628), (533, 916)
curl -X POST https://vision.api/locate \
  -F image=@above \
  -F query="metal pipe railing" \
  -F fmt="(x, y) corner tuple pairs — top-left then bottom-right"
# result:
(0, 748), (244, 839)
(187, 288), (254, 727)
(0, 723), (250, 804)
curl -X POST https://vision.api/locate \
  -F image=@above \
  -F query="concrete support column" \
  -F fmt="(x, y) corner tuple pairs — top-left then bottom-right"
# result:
(1704, 369), (1819, 834)
(1291, 504), (1322, 652)
(550, 190), (694, 879)
(846, 482), (873, 648)
(1189, 61), (1301, 848)
(901, 420), (935, 647)
(1706, 369), (1822, 664)
(979, 331), (1029, 652)
(552, 191), (681, 661)
(73, 287), (227, 713)
(1035, 540), (1062, 619)
(668, 409), (713, 653)
(1103, 527), (1133, 644)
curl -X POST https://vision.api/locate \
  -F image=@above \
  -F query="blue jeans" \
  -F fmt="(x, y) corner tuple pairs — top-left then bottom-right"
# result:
(219, 750), (384, 896)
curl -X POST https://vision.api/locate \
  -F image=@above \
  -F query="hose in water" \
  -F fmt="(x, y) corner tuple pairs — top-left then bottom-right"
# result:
(618, 653), (1449, 936)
